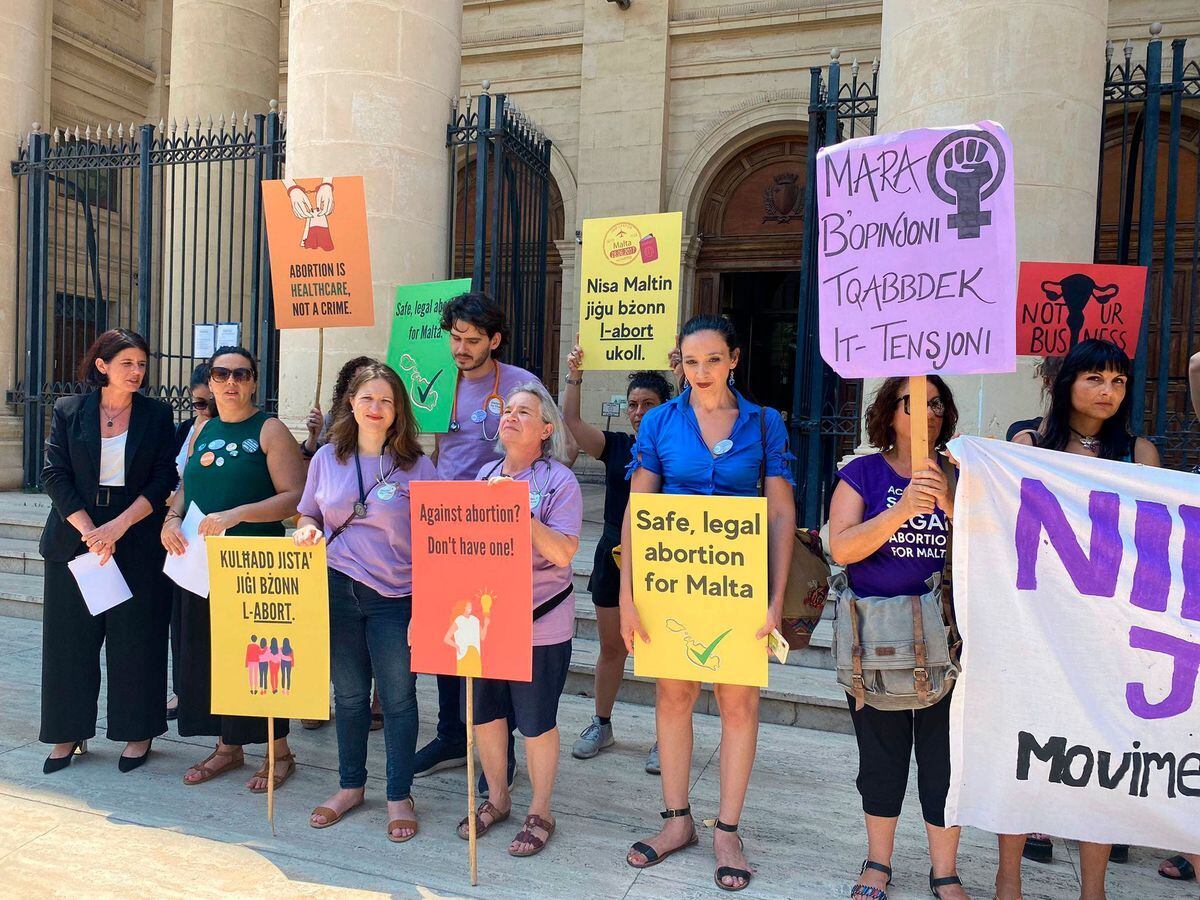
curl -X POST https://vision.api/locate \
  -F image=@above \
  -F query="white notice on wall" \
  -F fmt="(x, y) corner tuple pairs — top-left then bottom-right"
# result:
(193, 324), (216, 359)
(216, 322), (241, 348)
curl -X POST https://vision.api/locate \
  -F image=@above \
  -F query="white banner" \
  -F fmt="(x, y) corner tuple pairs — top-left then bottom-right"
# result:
(945, 436), (1200, 853)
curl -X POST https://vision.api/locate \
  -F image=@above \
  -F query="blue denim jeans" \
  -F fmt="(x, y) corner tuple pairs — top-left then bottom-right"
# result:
(328, 569), (417, 801)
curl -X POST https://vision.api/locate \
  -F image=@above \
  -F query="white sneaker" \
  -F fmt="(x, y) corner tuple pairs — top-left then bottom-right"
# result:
(572, 716), (615, 759)
(645, 742), (660, 775)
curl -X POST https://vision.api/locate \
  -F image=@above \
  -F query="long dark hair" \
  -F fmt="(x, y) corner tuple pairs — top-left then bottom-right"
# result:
(326, 363), (423, 467)
(864, 375), (959, 451)
(1038, 339), (1134, 459)
(79, 329), (150, 386)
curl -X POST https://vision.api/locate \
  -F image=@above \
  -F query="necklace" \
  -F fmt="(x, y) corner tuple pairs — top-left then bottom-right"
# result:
(1070, 427), (1101, 452)
(100, 400), (132, 428)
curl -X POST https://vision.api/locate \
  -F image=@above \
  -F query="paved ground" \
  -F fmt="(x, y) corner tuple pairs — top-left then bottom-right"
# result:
(0, 615), (1192, 899)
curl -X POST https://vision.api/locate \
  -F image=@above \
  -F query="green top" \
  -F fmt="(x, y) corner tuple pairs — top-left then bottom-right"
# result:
(182, 410), (284, 537)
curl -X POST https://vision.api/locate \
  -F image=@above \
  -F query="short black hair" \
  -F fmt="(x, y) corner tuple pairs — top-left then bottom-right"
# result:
(439, 291), (507, 352)
(208, 345), (258, 379)
(79, 329), (150, 386)
(189, 362), (211, 390)
(627, 371), (672, 403)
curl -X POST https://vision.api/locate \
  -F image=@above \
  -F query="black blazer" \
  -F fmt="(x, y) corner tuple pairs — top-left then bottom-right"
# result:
(40, 391), (178, 563)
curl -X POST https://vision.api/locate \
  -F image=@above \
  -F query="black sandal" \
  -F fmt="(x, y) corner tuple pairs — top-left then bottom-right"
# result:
(626, 805), (698, 869)
(1160, 855), (1196, 881)
(851, 860), (892, 899)
(929, 870), (963, 898)
(713, 820), (751, 892)
(1022, 834), (1052, 863)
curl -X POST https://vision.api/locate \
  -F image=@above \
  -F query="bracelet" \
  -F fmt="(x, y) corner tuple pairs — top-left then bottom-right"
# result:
(165, 511), (182, 522)
(565, 376), (583, 386)
(287, 185), (306, 197)
(318, 181), (333, 189)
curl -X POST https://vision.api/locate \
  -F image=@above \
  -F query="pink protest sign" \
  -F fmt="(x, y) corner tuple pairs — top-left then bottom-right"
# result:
(816, 122), (1017, 378)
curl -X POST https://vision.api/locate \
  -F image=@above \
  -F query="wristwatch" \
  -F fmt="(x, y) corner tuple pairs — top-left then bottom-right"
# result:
(565, 376), (583, 386)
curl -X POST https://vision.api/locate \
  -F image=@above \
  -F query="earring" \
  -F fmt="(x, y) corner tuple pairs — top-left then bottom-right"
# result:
(728, 371), (736, 387)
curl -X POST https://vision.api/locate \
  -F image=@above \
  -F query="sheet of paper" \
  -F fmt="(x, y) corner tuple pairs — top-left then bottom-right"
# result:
(216, 321), (240, 348)
(68, 552), (133, 616)
(163, 502), (219, 597)
(193, 323), (216, 359)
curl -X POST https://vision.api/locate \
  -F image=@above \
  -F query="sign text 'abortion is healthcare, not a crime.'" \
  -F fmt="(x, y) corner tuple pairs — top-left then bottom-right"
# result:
(630, 493), (768, 688)
(578, 211), (681, 370)
(207, 536), (330, 720)
(410, 480), (534, 682)
(945, 437), (1200, 855)
(817, 123), (1017, 378)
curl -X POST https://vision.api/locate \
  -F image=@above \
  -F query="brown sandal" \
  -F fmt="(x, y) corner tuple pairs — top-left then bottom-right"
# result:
(387, 797), (418, 844)
(248, 751), (296, 794)
(183, 744), (244, 785)
(457, 799), (510, 840)
(509, 813), (555, 857)
(309, 798), (362, 829)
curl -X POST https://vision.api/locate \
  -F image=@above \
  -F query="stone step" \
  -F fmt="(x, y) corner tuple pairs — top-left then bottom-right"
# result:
(0, 571), (45, 620)
(564, 635), (851, 734)
(0, 536), (44, 577)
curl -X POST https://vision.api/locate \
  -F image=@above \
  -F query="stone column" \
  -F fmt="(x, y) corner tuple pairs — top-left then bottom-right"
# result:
(278, 0), (463, 426)
(168, 0), (280, 118)
(0, 0), (48, 488)
(874, 0), (1109, 437)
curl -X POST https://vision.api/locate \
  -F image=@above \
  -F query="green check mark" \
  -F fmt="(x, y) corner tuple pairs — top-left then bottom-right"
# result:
(416, 368), (443, 405)
(688, 628), (732, 668)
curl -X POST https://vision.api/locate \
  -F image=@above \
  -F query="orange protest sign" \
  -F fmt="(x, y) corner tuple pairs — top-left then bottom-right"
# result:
(262, 175), (375, 329)
(410, 480), (533, 682)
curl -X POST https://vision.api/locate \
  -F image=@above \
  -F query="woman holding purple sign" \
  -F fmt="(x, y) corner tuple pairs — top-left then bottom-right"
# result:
(827, 375), (964, 900)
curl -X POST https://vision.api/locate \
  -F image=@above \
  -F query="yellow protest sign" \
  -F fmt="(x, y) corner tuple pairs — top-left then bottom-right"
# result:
(579, 211), (681, 369)
(630, 494), (768, 687)
(207, 536), (330, 720)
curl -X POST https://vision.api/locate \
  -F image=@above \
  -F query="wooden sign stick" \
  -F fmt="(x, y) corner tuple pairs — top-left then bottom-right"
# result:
(267, 716), (277, 834)
(909, 375), (930, 471)
(466, 676), (478, 886)
(313, 327), (326, 409)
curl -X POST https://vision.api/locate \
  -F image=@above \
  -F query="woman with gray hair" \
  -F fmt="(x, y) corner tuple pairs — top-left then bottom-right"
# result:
(456, 381), (582, 858)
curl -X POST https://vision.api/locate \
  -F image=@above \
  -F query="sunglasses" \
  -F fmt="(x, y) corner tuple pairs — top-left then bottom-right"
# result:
(191, 398), (210, 411)
(210, 367), (255, 384)
(898, 394), (946, 417)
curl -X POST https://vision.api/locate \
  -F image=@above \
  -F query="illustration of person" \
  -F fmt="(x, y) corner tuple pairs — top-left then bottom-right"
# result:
(268, 637), (282, 694)
(282, 176), (335, 251)
(444, 597), (490, 678)
(245, 634), (261, 695)
(280, 638), (295, 696)
(258, 637), (269, 692)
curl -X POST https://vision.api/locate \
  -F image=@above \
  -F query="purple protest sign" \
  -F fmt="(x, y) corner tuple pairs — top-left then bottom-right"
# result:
(817, 122), (1017, 378)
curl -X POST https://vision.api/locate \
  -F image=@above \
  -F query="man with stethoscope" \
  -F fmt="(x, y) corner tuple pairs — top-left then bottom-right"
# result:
(413, 291), (540, 792)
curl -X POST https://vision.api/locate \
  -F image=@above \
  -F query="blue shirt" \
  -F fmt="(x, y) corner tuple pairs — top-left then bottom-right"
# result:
(627, 388), (794, 496)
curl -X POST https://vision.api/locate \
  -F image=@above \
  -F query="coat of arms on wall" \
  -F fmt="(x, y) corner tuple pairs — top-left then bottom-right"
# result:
(763, 172), (802, 224)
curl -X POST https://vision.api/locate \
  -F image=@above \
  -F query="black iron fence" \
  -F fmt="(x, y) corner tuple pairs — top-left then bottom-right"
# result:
(446, 86), (553, 380)
(10, 109), (285, 488)
(1095, 30), (1200, 470)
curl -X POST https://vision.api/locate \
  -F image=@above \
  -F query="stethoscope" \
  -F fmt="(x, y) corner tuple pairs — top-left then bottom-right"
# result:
(448, 364), (504, 442)
(483, 456), (552, 511)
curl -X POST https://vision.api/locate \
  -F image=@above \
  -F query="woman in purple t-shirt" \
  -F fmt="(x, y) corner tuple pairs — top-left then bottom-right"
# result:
(294, 363), (438, 843)
(827, 375), (964, 900)
(456, 381), (582, 859)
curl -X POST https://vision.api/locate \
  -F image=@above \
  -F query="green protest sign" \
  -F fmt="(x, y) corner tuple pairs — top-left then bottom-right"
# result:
(387, 278), (471, 433)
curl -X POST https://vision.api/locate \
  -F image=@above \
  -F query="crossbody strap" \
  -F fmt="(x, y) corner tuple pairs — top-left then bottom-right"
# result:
(532, 585), (573, 622)
(847, 596), (866, 711)
(911, 595), (930, 703)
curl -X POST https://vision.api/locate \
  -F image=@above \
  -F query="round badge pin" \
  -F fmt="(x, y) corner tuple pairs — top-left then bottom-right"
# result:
(225, 442), (237, 452)
(241, 438), (260, 453)
(448, 420), (461, 433)
(353, 501), (368, 518)
(207, 439), (225, 451)
(229, 449), (239, 457)
(215, 457), (225, 467)
(529, 490), (542, 511)
(376, 483), (397, 502)
(200, 451), (215, 467)
(713, 439), (734, 456)
(487, 397), (503, 416)
(470, 409), (488, 424)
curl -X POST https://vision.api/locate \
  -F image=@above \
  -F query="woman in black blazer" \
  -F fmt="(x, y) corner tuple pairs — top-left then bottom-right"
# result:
(40, 329), (177, 774)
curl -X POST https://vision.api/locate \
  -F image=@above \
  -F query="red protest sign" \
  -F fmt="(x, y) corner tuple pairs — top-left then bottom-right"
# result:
(1016, 262), (1147, 357)
(410, 480), (533, 682)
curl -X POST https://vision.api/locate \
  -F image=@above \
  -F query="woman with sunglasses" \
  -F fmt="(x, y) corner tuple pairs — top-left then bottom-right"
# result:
(293, 363), (437, 842)
(163, 346), (306, 793)
(827, 375), (965, 900)
(998, 339), (1159, 900)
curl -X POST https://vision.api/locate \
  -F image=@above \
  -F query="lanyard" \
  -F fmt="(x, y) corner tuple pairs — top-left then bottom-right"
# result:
(328, 451), (396, 544)
(483, 456), (551, 511)
(449, 363), (503, 441)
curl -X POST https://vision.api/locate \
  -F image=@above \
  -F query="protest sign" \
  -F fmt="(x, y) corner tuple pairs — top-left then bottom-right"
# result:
(630, 493), (768, 688)
(262, 175), (375, 329)
(386, 278), (471, 432)
(1016, 262), (1147, 357)
(579, 211), (681, 369)
(410, 480), (533, 682)
(816, 122), (1016, 378)
(945, 436), (1200, 854)
(206, 536), (330, 721)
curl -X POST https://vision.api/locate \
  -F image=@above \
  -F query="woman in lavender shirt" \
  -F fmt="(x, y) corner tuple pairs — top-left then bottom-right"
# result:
(455, 381), (582, 858)
(294, 363), (438, 843)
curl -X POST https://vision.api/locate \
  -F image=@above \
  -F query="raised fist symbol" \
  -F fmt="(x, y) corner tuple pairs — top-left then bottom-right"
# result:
(927, 130), (1006, 240)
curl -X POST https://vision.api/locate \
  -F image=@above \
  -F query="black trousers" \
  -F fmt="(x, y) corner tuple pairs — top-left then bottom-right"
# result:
(40, 509), (171, 744)
(177, 587), (289, 745)
(847, 691), (952, 827)
(169, 584), (182, 694)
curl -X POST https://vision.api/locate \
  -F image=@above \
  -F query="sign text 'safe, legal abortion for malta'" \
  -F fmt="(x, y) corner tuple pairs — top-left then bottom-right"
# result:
(945, 437), (1200, 854)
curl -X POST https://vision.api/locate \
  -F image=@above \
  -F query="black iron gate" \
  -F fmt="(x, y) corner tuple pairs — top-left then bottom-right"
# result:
(1095, 29), (1200, 470)
(446, 86), (553, 380)
(792, 55), (879, 525)
(10, 109), (285, 488)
